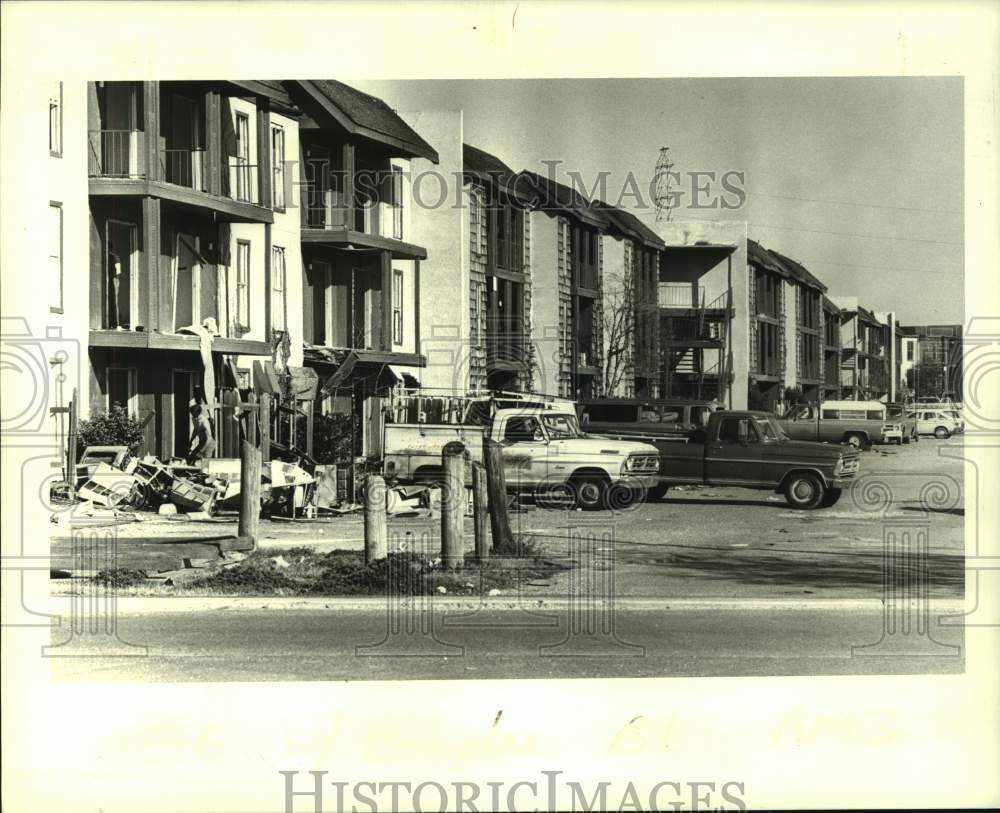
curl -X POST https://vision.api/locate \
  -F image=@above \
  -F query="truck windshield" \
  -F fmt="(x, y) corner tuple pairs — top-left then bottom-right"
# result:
(543, 413), (583, 439)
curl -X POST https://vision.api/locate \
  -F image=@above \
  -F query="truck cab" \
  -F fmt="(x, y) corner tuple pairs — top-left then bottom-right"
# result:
(655, 410), (860, 508)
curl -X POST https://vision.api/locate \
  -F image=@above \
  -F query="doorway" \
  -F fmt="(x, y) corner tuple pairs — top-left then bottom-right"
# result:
(173, 370), (194, 458)
(105, 219), (138, 329)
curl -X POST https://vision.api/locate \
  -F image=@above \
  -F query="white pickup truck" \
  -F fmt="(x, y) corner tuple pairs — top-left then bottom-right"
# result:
(382, 407), (660, 510)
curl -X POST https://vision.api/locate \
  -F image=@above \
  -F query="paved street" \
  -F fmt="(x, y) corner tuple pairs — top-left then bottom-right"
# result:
(48, 598), (964, 682)
(47, 440), (966, 681)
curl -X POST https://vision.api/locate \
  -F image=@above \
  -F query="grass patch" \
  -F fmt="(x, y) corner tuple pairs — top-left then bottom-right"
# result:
(92, 568), (148, 588)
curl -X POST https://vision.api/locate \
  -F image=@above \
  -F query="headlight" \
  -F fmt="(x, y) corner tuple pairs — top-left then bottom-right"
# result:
(623, 454), (658, 473)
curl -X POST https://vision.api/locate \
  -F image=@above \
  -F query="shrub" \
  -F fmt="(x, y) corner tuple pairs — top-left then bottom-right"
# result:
(77, 405), (146, 453)
(92, 568), (148, 588)
(311, 411), (358, 464)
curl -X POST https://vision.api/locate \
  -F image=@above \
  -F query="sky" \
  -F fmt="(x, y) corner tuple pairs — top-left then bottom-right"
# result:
(353, 77), (964, 326)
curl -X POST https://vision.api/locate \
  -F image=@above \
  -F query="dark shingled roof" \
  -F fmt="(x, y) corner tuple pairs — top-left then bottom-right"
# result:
(291, 80), (438, 163)
(768, 249), (827, 292)
(518, 170), (609, 228)
(822, 295), (841, 314)
(747, 239), (788, 276)
(592, 201), (664, 250)
(462, 143), (534, 205)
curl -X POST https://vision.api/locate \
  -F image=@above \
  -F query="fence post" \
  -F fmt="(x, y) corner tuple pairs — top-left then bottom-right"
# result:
(238, 439), (261, 548)
(441, 442), (466, 569)
(259, 393), (271, 463)
(364, 474), (388, 564)
(472, 462), (489, 561)
(483, 437), (513, 550)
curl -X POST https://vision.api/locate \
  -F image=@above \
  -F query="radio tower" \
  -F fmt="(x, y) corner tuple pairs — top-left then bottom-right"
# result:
(654, 146), (676, 222)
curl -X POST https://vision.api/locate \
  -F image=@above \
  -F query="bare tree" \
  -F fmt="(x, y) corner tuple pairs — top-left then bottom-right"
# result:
(600, 269), (636, 397)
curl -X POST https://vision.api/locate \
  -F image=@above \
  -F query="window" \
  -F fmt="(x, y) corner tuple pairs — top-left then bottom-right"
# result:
(49, 81), (62, 156)
(107, 367), (137, 418)
(489, 203), (523, 273)
(392, 269), (404, 345)
(390, 164), (404, 240)
(271, 126), (286, 211)
(270, 245), (286, 333)
(234, 112), (251, 202)
(718, 418), (757, 444)
(504, 416), (542, 442)
(236, 240), (251, 333)
(49, 202), (63, 313)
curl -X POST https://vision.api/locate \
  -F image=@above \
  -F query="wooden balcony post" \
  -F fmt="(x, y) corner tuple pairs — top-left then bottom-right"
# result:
(380, 249), (393, 352)
(142, 81), (160, 182)
(256, 98), (271, 209)
(342, 143), (355, 228)
(205, 89), (222, 196)
(141, 196), (161, 332)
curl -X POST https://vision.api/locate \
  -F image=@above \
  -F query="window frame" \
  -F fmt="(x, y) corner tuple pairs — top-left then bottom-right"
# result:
(391, 268), (404, 346)
(49, 201), (63, 313)
(235, 239), (251, 334)
(270, 244), (287, 333)
(271, 124), (286, 212)
(49, 81), (63, 157)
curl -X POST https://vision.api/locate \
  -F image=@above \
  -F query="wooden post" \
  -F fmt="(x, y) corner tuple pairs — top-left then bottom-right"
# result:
(472, 461), (489, 561)
(66, 387), (78, 484)
(238, 439), (261, 547)
(259, 393), (271, 462)
(441, 441), (466, 569)
(483, 437), (513, 550)
(363, 474), (388, 563)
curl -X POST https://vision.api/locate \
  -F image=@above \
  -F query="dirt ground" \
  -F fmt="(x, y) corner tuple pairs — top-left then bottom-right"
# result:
(52, 438), (965, 601)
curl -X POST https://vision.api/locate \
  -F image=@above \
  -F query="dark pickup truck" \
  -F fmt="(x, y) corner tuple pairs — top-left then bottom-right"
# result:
(587, 409), (860, 509)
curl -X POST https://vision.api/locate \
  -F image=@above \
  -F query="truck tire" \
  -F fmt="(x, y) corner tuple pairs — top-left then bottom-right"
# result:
(843, 432), (869, 451)
(934, 426), (951, 439)
(784, 472), (825, 510)
(820, 487), (843, 508)
(571, 475), (609, 511)
(647, 483), (670, 501)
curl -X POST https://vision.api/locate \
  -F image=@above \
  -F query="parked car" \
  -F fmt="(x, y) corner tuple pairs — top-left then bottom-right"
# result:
(907, 407), (965, 439)
(382, 407), (660, 510)
(652, 410), (860, 508)
(577, 398), (722, 436)
(777, 400), (892, 450)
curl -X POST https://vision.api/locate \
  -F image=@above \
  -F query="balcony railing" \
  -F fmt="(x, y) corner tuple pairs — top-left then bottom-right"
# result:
(303, 191), (350, 230)
(162, 149), (207, 191)
(227, 161), (259, 205)
(88, 130), (144, 178)
(659, 283), (702, 308)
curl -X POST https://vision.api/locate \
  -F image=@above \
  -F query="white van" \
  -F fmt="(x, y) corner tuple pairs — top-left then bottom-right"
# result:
(907, 406), (964, 439)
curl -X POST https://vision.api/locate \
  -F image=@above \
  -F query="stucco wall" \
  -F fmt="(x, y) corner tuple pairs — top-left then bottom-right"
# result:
(399, 110), (466, 391)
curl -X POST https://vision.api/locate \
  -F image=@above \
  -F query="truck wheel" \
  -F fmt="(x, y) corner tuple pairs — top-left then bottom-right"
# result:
(844, 432), (868, 451)
(784, 472), (825, 510)
(820, 487), (843, 508)
(572, 475), (609, 511)
(934, 426), (951, 439)
(647, 483), (670, 501)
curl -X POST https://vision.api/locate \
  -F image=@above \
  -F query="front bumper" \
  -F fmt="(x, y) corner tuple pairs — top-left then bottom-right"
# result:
(620, 474), (659, 491)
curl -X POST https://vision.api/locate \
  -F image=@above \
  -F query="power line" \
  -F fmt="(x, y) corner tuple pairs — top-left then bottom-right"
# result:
(747, 189), (962, 215)
(749, 221), (962, 246)
(792, 258), (962, 277)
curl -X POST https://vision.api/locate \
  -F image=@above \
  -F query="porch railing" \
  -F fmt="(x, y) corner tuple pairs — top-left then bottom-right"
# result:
(88, 130), (144, 178)
(659, 283), (702, 308)
(162, 149), (207, 191)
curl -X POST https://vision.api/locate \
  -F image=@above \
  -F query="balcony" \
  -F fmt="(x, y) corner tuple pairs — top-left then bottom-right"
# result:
(162, 149), (207, 191)
(659, 283), (702, 308)
(88, 130), (144, 178)
(576, 333), (600, 370)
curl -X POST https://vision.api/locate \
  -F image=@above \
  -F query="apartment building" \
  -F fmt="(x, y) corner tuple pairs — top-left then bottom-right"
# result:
(767, 250), (827, 404)
(287, 81), (436, 455)
(520, 171), (609, 399)
(821, 296), (843, 400)
(899, 324), (963, 401)
(594, 203), (664, 398)
(86, 80), (302, 459)
(655, 222), (747, 409)
(1, 79), (90, 461)
(831, 296), (891, 401)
